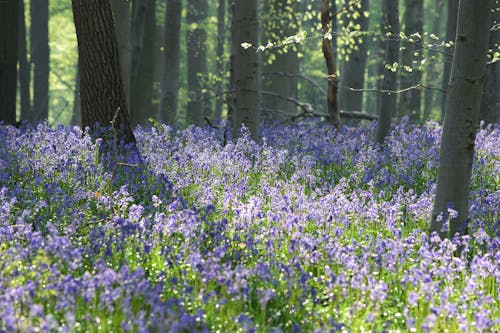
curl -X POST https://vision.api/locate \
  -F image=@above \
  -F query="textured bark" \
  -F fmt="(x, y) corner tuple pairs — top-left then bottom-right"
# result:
(110, 0), (131, 108)
(321, 0), (340, 131)
(423, 0), (444, 121)
(262, 0), (301, 122)
(30, 0), (49, 122)
(214, 0), (226, 120)
(430, 0), (491, 238)
(130, 0), (156, 125)
(375, 0), (399, 146)
(232, 0), (260, 140)
(0, 0), (18, 125)
(159, 0), (182, 124)
(72, 0), (136, 145)
(338, 0), (370, 114)
(18, 0), (31, 121)
(186, 0), (209, 125)
(440, 0), (459, 121)
(398, 0), (423, 122)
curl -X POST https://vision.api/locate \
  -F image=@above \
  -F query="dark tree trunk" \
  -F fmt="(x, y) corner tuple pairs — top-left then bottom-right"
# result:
(130, 0), (156, 125)
(0, 0), (19, 125)
(159, 0), (182, 124)
(30, 0), (49, 122)
(398, 0), (423, 122)
(227, 0), (235, 121)
(321, 0), (340, 131)
(338, 0), (370, 115)
(186, 0), (209, 125)
(440, 0), (459, 121)
(430, 0), (491, 238)
(375, 0), (399, 146)
(72, 0), (136, 145)
(214, 0), (226, 120)
(18, 0), (31, 121)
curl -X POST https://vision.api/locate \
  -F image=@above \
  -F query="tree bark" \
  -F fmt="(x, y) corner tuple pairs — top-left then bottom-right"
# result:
(262, 0), (301, 122)
(375, 0), (399, 146)
(232, 0), (260, 140)
(186, 0), (209, 125)
(130, 0), (156, 125)
(110, 0), (131, 108)
(398, 0), (423, 122)
(338, 0), (370, 115)
(30, 0), (49, 122)
(440, 0), (459, 121)
(430, 0), (491, 238)
(321, 0), (340, 131)
(72, 0), (136, 145)
(214, 0), (226, 120)
(159, 0), (182, 124)
(0, 0), (19, 125)
(18, 0), (30, 121)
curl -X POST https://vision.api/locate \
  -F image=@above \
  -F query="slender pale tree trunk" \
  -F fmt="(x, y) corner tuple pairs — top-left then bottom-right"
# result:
(214, 0), (226, 120)
(262, 0), (301, 122)
(338, 0), (370, 115)
(423, 0), (444, 121)
(430, 0), (491, 238)
(186, 0), (209, 125)
(130, 0), (156, 125)
(110, 0), (131, 108)
(0, 0), (18, 125)
(30, 0), (49, 122)
(398, 0), (423, 122)
(18, 0), (31, 121)
(72, 0), (136, 145)
(375, 0), (399, 146)
(159, 0), (182, 124)
(232, 0), (260, 140)
(440, 0), (458, 121)
(321, 0), (340, 131)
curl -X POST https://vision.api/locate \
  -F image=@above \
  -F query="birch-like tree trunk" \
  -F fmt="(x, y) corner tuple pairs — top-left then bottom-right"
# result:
(374, 0), (399, 146)
(110, 0), (131, 108)
(0, 0), (18, 125)
(72, 0), (136, 145)
(30, 0), (49, 122)
(338, 0), (370, 114)
(159, 0), (182, 124)
(232, 0), (260, 140)
(398, 0), (423, 122)
(430, 0), (491, 238)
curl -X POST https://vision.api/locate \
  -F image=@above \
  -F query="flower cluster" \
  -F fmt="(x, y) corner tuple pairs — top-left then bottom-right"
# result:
(0, 121), (498, 332)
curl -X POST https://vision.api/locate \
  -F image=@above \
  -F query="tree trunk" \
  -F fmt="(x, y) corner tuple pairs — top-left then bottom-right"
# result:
(130, 0), (156, 125)
(159, 0), (182, 124)
(479, 8), (499, 124)
(338, 0), (370, 116)
(227, 0), (235, 121)
(110, 0), (131, 108)
(423, 0), (444, 121)
(262, 0), (301, 122)
(321, 0), (340, 131)
(232, 0), (260, 140)
(0, 0), (18, 125)
(440, 0), (459, 121)
(214, 0), (226, 120)
(130, 0), (147, 89)
(398, 0), (423, 122)
(430, 0), (491, 238)
(30, 0), (49, 122)
(186, 0), (209, 125)
(18, 0), (31, 121)
(72, 0), (136, 145)
(375, 0), (399, 146)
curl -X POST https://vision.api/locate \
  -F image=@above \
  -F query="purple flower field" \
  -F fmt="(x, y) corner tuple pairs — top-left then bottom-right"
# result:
(0, 121), (499, 332)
